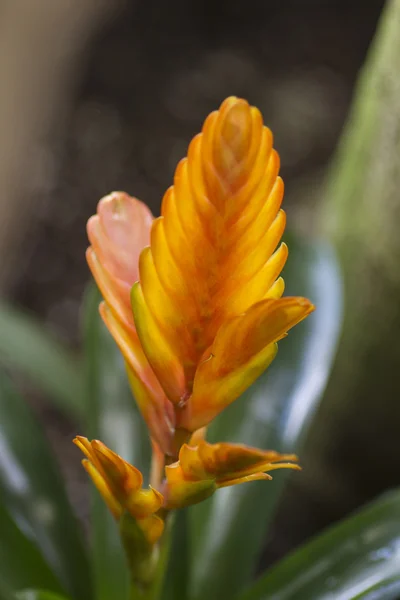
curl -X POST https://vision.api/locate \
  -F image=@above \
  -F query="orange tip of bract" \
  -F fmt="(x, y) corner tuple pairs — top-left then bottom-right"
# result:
(74, 436), (164, 544)
(163, 440), (300, 509)
(85, 97), (316, 461)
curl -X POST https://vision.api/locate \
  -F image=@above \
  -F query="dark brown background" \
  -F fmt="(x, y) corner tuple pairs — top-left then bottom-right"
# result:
(0, 0), (387, 571)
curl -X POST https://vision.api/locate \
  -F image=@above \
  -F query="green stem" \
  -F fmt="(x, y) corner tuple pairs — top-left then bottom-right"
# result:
(127, 514), (174, 600)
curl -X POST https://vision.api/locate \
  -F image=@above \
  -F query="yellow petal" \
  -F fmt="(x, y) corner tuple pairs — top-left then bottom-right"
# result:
(265, 276), (285, 300)
(87, 248), (134, 333)
(138, 514), (165, 546)
(139, 246), (198, 372)
(179, 342), (278, 432)
(126, 487), (163, 519)
(87, 191), (152, 286)
(76, 438), (165, 529)
(217, 472), (273, 488)
(73, 436), (105, 478)
(82, 460), (123, 519)
(131, 97), (290, 410)
(211, 297), (315, 375)
(91, 439), (143, 495)
(197, 440), (299, 481)
(180, 297), (314, 431)
(86, 98), (315, 438)
(163, 440), (300, 507)
(178, 443), (210, 480)
(100, 303), (175, 455)
(164, 461), (216, 509)
(131, 281), (187, 405)
(225, 242), (289, 316)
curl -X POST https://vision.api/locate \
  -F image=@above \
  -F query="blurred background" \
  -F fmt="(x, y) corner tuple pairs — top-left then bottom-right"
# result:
(0, 0), (391, 575)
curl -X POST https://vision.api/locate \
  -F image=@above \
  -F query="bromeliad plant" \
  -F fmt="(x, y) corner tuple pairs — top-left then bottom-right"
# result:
(3, 9), (400, 592)
(76, 97), (314, 593)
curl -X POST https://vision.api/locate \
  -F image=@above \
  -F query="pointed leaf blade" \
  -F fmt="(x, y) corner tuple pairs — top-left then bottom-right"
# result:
(0, 374), (91, 600)
(83, 285), (151, 600)
(0, 302), (83, 420)
(0, 502), (63, 595)
(189, 236), (342, 600)
(239, 489), (400, 600)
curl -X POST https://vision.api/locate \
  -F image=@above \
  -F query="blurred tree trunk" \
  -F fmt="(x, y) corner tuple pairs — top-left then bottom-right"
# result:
(305, 0), (400, 522)
(265, 0), (400, 563)
(0, 0), (124, 292)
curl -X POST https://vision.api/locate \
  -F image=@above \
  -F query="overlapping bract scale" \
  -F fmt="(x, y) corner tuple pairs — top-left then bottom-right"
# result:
(87, 192), (175, 454)
(74, 437), (164, 544)
(80, 97), (316, 567)
(131, 97), (314, 432)
(164, 440), (300, 509)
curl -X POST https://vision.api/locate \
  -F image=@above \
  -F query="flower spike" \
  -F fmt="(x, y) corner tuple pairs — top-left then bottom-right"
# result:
(86, 192), (175, 455)
(131, 96), (314, 432)
(86, 97), (314, 451)
(74, 436), (164, 545)
(163, 440), (300, 509)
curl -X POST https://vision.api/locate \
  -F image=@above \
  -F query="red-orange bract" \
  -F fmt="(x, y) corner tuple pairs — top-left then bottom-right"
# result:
(73, 436), (164, 544)
(164, 440), (300, 509)
(86, 97), (314, 457)
(79, 97), (316, 535)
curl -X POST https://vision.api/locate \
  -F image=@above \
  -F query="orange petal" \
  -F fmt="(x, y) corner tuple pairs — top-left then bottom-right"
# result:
(164, 461), (216, 509)
(92, 440), (143, 496)
(196, 440), (298, 480)
(164, 440), (300, 508)
(82, 460), (123, 519)
(86, 98), (315, 438)
(217, 472), (273, 488)
(131, 98), (290, 408)
(178, 443), (210, 480)
(100, 302), (175, 455)
(87, 191), (153, 285)
(211, 297), (315, 375)
(180, 297), (314, 431)
(126, 487), (164, 519)
(138, 514), (165, 545)
(224, 243), (289, 316)
(179, 341), (278, 431)
(87, 248), (134, 333)
(131, 282), (187, 405)
(74, 436), (105, 478)
(77, 438), (165, 530)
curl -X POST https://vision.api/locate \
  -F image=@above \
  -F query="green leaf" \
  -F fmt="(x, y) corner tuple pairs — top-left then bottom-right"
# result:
(0, 501), (63, 594)
(16, 591), (72, 600)
(238, 489), (400, 600)
(0, 374), (91, 600)
(0, 580), (14, 600)
(354, 577), (400, 600)
(189, 235), (343, 600)
(83, 285), (151, 600)
(0, 301), (83, 420)
(162, 510), (190, 600)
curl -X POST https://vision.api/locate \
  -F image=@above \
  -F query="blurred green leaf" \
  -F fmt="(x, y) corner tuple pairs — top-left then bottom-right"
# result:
(0, 374), (91, 600)
(0, 501), (63, 595)
(189, 235), (342, 600)
(162, 510), (190, 600)
(0, 302), (83, 420)
(0, 581), (14, 600)
(84, 285), (151, 600)
(239, 489), (400, 600)
(16, 592), (71, 600)
(354, 577), (400, 600)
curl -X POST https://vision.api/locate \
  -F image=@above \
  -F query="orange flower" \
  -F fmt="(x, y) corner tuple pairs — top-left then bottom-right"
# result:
(131, 97), (314, 433)
(87, 192), (175, 455)
(86, 97), (314, 455)
(163, 440), (300, 509)
(73, 436), (164, 545)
